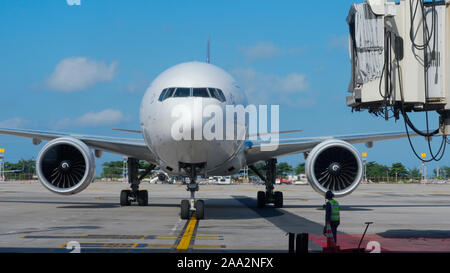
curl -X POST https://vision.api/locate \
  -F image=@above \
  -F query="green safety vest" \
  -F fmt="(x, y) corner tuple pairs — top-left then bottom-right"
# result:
(329, 199), (340, 222)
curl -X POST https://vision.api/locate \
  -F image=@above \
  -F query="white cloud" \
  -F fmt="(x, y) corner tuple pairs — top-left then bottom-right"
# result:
(240, 42), (304, 61)
(241, 42), (281, 61)
(232, 68), (310, 105)
(46, 57), (118, 92)
(277, 73), (308, 93)
(75, 109), (129, 127)
(0, 118), (29, 128)
(327, 34), (349, 50)
(52, 109), (130, 129)
(233, 68), (308, 92)
(52, 118), (72, 129)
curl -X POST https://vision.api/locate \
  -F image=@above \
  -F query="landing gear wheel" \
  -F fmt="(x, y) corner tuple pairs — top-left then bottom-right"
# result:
(274, 191), (283, 208)
(137, 190), (148, 206)
(120, 190), (131, 206)
(195, 200), (205, 219)
(257, 191), (266, 208)
(180, 200), (190, 220)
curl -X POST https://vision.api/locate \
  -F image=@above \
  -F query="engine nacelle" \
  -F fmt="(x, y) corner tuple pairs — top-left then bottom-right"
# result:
(306, 139), (363, 198)
(157, 172), (167, 182)
(36, 137), (96, 195)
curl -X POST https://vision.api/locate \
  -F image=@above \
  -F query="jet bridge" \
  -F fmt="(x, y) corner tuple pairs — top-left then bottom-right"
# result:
(346, 0), (450, 161)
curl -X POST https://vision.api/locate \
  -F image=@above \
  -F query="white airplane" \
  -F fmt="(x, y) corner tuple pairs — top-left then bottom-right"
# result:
(0, 61), (415, 219)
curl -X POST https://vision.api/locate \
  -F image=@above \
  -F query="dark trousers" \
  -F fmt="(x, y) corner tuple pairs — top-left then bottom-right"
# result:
(324, 222), (339, 243)
(330, 222), (339, 243)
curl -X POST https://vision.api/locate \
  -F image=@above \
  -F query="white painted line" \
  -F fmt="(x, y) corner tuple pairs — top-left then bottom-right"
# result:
(170, 219), (183, 235)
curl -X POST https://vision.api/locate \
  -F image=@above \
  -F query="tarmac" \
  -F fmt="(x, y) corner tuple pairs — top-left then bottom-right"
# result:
(1, 181), (450, 253)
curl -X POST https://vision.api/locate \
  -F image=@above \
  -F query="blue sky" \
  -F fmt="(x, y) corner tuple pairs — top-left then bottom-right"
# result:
(0, 0), (447, 176)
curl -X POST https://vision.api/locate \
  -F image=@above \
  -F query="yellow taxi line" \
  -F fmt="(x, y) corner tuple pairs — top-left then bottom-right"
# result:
(176, 215), (198, 251)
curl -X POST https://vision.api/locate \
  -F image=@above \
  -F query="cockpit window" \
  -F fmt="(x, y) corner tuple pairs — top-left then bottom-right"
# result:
(159, 87), (226, 102)
(174, 88), (190, 97)
(193, 88), (210, 98)
(208, 88), (218, 100)
(216, 89), (226, 102)
(158, 89), (167, 101)
(208, 88), (226, 102)
(164, 88), (175, 100)
(159, 88), (175, 101)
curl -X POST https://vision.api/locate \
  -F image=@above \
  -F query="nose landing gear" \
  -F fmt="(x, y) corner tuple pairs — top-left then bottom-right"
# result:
(179, 163), (206, 220)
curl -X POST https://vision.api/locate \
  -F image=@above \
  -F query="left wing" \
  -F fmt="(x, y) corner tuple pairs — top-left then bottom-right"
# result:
(245, 131), (418, 164)
(0, 128), (156, 162)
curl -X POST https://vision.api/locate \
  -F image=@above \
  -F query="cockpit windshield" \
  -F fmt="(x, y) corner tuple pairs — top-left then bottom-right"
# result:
(174, 88), (190, 97)
(193, 88), (210, 98)
(158, 87), (226, 102)
(158, 89), (168, 101)
(208, 88), (226, 102)
(158, 88), (175, 101)
(164, 88), (175, 99)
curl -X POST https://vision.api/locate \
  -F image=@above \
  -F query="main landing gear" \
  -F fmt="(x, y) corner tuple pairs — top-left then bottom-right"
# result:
(179, 163), (205, 220)
(120, 158), (155, 207)
(249, 158), (283, 208)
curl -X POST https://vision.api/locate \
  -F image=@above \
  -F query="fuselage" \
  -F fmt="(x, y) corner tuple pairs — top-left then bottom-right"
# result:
(139, 62), (248, 176)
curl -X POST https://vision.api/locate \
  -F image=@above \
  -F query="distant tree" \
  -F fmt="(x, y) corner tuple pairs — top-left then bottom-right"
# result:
(101, 160), (160, 179)
(4, 161), (23, 172)
(20, 159), (36, 175)
(443, 166), (450, 179)
(3, 159), (36, 180)
(433, 166), (450, 179)
(101, 161), (124, 178)
(408, 167), (422, 180)
(277, 162), (293, 178)
(365, 161), (389, 182)
(295, 163), (305, 174)
(389, 162), (408, 179)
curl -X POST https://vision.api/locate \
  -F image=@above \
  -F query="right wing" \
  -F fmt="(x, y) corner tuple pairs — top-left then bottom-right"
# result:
(245, 131), (419, 165)
(0, 128), (157, 162)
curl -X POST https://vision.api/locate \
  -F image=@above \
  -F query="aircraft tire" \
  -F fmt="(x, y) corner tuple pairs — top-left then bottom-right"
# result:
(181, 200), (190, 219)
(274, 191), (283, 208)
(195, 200), (205, 219)
(257, 191), (266, 208)
(120, 190), (131, 206)
(137, 190), (148, 206)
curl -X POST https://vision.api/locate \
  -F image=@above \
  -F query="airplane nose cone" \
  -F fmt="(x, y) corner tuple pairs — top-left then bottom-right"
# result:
(166, 103), (221, 164)
(147, 98), (242, 171)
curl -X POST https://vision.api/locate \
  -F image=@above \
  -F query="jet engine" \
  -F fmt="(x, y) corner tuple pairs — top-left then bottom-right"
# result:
(157, 172), (167, 182)
(305, 139), (363, 197)
(36, 137), (96, 195)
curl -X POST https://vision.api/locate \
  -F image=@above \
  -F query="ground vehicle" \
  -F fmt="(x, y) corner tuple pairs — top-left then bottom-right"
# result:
(279, 178), (292, 185)
(216, 176), (232, 185)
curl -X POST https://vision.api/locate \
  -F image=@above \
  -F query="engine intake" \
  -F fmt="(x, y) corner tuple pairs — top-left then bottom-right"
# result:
(36, 137), (96, 195)
(306, 139), (363, 197)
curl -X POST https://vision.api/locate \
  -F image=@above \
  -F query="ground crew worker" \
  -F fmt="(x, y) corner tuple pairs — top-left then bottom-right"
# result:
(323, 190), (340, 243)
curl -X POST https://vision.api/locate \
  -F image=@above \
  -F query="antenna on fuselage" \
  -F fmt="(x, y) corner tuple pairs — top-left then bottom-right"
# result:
(206, 36), (210, 64)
